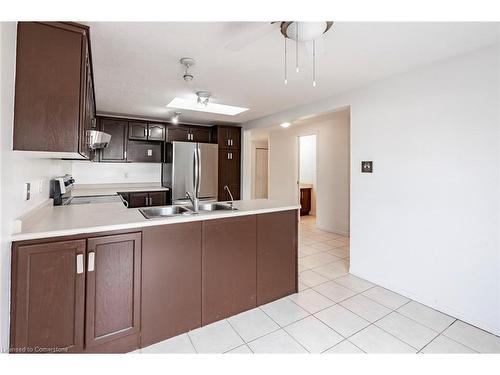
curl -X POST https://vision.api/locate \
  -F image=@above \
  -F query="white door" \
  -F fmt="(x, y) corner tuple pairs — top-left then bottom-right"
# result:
(254, 148), (268, 199)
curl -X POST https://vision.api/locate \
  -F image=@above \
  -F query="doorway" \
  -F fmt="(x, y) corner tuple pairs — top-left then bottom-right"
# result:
(254, 147), (268, 198)
(298, 134), (317, 218)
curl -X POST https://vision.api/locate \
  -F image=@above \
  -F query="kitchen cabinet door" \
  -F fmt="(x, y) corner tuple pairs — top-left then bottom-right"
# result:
(167, 126), (190, 142)
(128, 192), (149, 208)
(85, 233), (141, 349)
(13, 22), (90, 156)
(202, 216), (257, 325)
(217, 126), (241, 149)
(190, 126), (211, 143)
(100, 119), (128, 162)
(147, 124), (165, 141)
(126, 140), (162, 163)
(218, 150), (240, 201)
(148, 191), (167, 206)
(10, 240), (86, 353)
(128, 122), (148, 140)
(257, 210), (298, 305)
(141, 222), (202, 347)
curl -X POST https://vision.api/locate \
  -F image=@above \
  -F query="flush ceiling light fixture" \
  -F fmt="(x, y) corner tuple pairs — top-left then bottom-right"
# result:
(281, 21), (333, 87)
(280, 122), (291, 128)
(171, 112), (181, 125)
(180, 57), (195, 82)
(196, 91), (211, 106)
(167, 97), (249, 116)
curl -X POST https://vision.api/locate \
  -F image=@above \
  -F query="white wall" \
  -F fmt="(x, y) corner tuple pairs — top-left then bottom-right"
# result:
(69, 161), (161, 184)
(299, 134), (317, 215)
(0, 22), (71, 351)
(265, 110), (350, 234)
(244, 44), (500, 335)
(299, 135), (317, 184)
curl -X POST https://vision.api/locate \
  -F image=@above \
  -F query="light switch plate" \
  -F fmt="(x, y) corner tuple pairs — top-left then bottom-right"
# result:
(361, 161), (373, 173)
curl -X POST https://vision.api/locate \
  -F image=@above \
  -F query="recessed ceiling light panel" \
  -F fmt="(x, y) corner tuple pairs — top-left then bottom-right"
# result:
(167, 97), (249, 116)
(280, 122), (291, 128)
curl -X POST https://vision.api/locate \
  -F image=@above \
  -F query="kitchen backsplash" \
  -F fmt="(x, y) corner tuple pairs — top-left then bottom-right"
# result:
(68, 161), (162, 184)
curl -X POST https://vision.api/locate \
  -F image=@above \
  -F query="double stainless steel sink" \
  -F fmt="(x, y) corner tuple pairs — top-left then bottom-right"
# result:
(139, 202), (237, 219)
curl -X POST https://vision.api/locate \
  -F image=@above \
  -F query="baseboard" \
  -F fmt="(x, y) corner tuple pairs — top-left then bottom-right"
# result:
(349, 266), (500, 337)
(315, 223), (349, 237)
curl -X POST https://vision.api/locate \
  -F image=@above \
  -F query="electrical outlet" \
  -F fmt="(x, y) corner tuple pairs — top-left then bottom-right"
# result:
(24, 182), (31, 201)
(147, 149), (153, 157)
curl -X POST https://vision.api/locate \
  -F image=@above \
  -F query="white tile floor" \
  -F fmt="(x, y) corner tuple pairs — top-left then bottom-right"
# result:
(137, 215), (500, 354)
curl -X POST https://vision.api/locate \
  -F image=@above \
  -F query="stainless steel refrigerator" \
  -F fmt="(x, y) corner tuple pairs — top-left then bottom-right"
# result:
(162, 142), (218, 204)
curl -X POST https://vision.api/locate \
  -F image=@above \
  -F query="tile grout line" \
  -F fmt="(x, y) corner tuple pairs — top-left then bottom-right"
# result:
(257, 306), (311, 353)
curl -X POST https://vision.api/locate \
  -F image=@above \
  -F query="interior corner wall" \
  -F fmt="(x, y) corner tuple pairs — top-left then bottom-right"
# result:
(244, 44), (500, 335)
(266, 110), (350, 235)
(0, 22), (70, 351)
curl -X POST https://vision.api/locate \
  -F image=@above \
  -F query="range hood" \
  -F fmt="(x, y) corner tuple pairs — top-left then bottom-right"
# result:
(86, 130), (111, 150)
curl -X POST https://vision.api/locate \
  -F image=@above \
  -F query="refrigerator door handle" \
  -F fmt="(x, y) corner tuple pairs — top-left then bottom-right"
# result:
(193, 144), (200, 196)
(196, 144), (202, 196)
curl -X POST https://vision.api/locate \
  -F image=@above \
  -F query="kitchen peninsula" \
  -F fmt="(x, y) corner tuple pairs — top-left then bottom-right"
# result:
(9, 198), (299, 353)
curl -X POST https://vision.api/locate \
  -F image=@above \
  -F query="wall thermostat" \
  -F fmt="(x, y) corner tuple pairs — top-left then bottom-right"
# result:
(361, 161), (373, 173)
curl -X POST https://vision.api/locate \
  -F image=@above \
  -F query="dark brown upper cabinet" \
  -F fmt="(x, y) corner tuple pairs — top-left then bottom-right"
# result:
(147, 123), (166, 141)
(85, 233), (141, 349)
(128, 122), (165, 142)
(166, 125), (211, 143)
(128, 122), (148, 140)
(166, 126), (190, 142)
(10, 239), (87, 353)
(99, 118), (128, 162)
(13, 22), (96, 158)
(216, 126), (241, 150)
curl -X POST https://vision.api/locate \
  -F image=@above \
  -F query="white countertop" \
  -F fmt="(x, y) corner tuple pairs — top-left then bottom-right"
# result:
(70, 183), (169, 197)
(11, 199), (300, 242)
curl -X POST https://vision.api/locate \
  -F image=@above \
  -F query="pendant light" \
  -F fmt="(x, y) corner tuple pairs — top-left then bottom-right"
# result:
(280, 21), (333, 88)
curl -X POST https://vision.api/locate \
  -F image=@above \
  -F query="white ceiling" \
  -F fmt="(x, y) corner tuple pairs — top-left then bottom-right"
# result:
(87, 22), (498, 125)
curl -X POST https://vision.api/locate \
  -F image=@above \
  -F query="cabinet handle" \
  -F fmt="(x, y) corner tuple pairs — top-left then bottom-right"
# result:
(230, 139), (233, 146)
(145, 196), (149, 206)
(144, 128), (147, 138)
(76, 254), (84, 274)
(227, 139), (230, 146)
(149, 197), (153, 206)
(87, 252), (95, 272)
(148, 128), (151, 138)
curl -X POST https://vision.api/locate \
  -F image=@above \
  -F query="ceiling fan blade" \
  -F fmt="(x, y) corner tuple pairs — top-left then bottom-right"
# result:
(224, 22), (277, 51)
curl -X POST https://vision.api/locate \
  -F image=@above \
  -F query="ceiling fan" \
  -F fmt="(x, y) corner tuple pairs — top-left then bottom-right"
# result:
(224, 22), (333, 87)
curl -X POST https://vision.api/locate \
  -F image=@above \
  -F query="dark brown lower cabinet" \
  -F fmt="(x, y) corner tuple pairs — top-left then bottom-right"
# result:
(10, 210), (298, 353)
(10, 240), (86, 353)
(202, 215), (257, 326)
(85, 233), (141, 350)
(127, 191), (168, 208)
(128, 192), (149, 208)
(257, 211), (298, 305)
(141, 223), (202, 347)
(300, 188), (312, 216)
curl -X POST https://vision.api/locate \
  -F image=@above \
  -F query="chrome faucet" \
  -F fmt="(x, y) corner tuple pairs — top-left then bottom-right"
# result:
(224, 185), (234, 208)
(186, 191), (199, 213)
